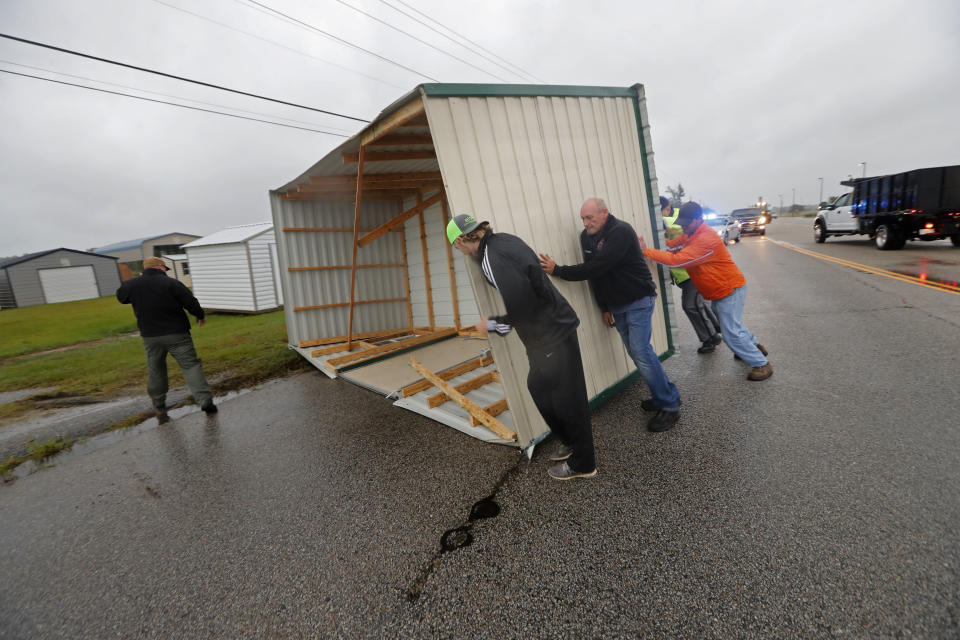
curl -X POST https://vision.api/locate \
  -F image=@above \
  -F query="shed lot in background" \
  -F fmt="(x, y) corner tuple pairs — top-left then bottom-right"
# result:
(269, 83), (676, 451)
(159, 253), (191, 288)
(0, 248), (120, 308)
(181, 222), (283, 313)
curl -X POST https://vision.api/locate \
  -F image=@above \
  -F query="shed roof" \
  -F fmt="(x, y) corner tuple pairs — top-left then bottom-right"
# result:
(181, 222), (274, 248)
(93, 232), (200, 254)
(0, 248), (118, 269)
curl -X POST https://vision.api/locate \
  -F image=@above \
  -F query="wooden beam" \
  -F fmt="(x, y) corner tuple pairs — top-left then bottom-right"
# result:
(428, 371), (500, 408)
(288, 263), (403, 272)
(306, 172), (442, 188)
(365, 133), (433, 147)
(441, 194), (461, 329)
(417, 192), (434, 329)
(307, 341), (368, 357)
(342, 150), (436, 164)
(400, 354), (494, 397)
(299, 328), (414, 348)
(293, 297), (407, 312)
(471, 398), (509, 426)
(399, 205), (414, 329)
(361, 97), (425, 146)
(457, 328), (485, 338)
(282, 227), (402, 233)
(279, 190), (413, 201)
(357, 191), (443, 248)
(347, 146), (366, 350)
(409, 358), (516, 441)
(325, 328), (457, 368)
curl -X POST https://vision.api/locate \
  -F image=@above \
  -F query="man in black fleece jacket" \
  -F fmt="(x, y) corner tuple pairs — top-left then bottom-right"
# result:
(447, 214), (596, 480)
(540, 197), (681, 433)
(116, 256), (216, 414)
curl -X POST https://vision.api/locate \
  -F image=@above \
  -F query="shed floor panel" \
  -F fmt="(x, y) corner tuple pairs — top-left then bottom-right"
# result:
(340, 336), (489, 395)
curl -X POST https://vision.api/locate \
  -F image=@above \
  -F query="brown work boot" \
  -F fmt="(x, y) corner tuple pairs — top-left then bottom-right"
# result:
(747, 362), (773, 381)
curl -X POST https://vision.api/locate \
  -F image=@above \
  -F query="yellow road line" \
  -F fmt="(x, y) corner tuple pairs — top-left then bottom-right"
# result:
(766, 238), (960, 296)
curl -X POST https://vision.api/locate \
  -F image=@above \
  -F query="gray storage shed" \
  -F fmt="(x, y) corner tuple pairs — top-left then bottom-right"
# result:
(0, 248), (121, 308)
(269, 83), (676, 451)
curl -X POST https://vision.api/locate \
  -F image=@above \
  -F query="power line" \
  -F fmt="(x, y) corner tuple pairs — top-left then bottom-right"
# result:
(237, 0), (439, 82)
(328, 0), (509, 82)
(0, 33), (370, 123)
(379, 0), (544, 83)
(148, 0), (407, 91)
(0, 58), (358, 133)
(0, 68), (349, 136)
(374, 0), (540, 83)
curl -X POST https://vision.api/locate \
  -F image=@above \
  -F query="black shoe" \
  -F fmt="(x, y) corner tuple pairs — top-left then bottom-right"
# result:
(697, 340), (716, 354)
(201, 402), (218, 414)
(548, 442), (573, 462)
(548, 461), (597, 480)
(711, 333), (723, 346)
(647, 410), (679, 432)
(641, 398), (682, 412)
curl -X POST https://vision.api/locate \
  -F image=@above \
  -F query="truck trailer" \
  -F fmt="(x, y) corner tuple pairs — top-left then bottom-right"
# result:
(814, 164), (960, 249)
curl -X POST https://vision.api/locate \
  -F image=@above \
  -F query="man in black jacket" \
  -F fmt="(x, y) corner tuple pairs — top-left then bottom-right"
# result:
(447, 214), (596, 480)
(117, 256), (216, 414)
(540, 197), (681, 432)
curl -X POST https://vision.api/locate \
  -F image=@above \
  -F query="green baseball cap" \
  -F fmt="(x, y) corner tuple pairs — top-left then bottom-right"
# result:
(446, 214), (484, 244)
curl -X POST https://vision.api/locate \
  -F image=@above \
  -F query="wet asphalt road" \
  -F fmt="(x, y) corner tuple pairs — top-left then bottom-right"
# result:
(2, 221), (959, 639)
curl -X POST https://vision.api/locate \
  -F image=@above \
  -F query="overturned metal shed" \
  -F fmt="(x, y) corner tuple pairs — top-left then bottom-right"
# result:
(269, 83), (675, 451)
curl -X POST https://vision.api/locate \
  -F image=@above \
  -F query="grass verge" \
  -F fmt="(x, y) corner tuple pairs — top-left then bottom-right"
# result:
(0, 298), (307, 423)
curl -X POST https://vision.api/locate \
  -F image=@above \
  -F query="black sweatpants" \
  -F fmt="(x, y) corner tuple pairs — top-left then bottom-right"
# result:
(526, 331), (595, 472)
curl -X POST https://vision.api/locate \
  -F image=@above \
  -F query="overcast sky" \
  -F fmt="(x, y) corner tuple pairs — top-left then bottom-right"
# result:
(1, 0), (957, 257)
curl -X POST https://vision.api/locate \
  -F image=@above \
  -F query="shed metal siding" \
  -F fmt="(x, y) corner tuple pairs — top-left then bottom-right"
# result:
(185, 244), (256, 311)
(246, 229), (282, 311)
(424, 91), (665, 446)
(3, 250), (120, 307)
(269, 196), (410, 345)
(402, 197), (480, 329)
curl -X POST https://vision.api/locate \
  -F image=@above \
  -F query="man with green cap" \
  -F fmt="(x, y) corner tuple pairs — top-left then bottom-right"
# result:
(660, 196), (723, 353)
(446, 214), (597, 481)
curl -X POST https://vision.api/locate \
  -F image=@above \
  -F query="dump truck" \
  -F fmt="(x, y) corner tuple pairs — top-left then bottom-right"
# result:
(814, 164), (960, 249)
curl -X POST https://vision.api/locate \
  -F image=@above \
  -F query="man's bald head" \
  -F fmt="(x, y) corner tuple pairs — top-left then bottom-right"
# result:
(580, 197), (610, 235)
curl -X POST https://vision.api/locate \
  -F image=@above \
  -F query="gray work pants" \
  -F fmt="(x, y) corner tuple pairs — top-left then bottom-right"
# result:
(142, 332), (212, 408)
(679, 278), (721, 343)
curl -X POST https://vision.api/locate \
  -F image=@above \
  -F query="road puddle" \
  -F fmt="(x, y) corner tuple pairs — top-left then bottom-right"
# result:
(2, 389), (251, 484)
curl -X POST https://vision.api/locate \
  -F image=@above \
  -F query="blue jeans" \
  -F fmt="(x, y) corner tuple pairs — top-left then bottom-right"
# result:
(610, 296), (680, 411)
(711, 285), (767, 367)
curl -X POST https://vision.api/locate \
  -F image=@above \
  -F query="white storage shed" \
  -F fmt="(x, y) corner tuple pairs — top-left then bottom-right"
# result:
(269, 83), (676, 451)
(181, 223), (283, 313)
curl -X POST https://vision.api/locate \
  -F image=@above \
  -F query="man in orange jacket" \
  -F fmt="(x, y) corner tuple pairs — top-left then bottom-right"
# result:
(640, 201), (773, 381)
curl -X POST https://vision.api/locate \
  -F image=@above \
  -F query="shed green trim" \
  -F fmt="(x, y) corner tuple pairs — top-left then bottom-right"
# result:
(421, 84), (637, 99)
(631, 84), (676, 358)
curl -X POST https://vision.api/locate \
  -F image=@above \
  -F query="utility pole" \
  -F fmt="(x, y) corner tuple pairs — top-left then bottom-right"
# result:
(779, 194), (783, 215)
(792, 187), (796, 208)
(818, 177), (824, 204)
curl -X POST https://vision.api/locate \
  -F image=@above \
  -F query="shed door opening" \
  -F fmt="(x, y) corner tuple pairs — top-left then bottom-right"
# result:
(38, 265), (99, 303)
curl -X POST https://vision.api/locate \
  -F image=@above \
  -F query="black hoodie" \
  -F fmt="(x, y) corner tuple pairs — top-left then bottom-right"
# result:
(552, 214), (656, 311)
(116, 268), (205, 337)
(477, 231), (579, 354)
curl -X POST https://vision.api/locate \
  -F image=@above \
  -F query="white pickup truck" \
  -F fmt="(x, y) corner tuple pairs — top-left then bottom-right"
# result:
(813, 192), (855, 242)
